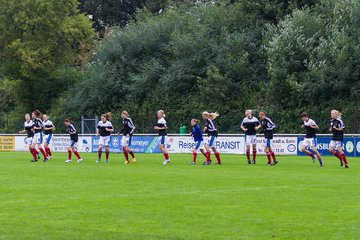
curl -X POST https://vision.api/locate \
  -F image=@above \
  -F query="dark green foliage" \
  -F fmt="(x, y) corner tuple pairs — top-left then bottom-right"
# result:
(3, 0), (360, 134)
(57, 3), (272, 133)
(0, 0), (95, 132)
(266, 0), (360, 133)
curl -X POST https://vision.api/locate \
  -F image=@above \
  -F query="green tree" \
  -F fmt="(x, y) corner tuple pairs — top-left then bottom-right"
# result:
(266, 0), (360, 133)
(0, 0), (95, 132)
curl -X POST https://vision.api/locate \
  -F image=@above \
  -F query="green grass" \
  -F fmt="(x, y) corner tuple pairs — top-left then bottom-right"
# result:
(0, 152), (359, 240)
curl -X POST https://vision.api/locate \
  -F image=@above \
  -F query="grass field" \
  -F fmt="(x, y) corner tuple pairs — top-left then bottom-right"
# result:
(0, 152), (359, 240)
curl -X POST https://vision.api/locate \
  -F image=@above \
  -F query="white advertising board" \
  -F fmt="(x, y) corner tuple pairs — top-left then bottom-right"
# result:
(256, 137), (298, 155)
(15, 135), (92, 153)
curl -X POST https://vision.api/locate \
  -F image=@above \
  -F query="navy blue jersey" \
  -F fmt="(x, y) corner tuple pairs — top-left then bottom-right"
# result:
(192, 124), (203, 141)
(157, 117), (167, 136)
(119, 118), (135, 136)
(43, 120), (54, 135)
(205, 119), (218, 136)
(97, 121), (113, 137)
(67, 124), (78, 142)
(241, 117), (260, 135)
(260, 117), (276, 139)
(330, 118), (345, 141)
(32, 118), (43, 133)
(303, 119), (317, 138)
(24, 120), (34, 138)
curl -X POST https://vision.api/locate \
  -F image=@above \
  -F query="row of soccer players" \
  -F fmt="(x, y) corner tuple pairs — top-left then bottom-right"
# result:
(239, 109), (348, 168)
(20, 108), (349, 168)
(20, 110), (82, 162)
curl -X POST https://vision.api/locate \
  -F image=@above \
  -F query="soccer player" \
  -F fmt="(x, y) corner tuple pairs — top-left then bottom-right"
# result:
(154, 110), (171, 165)
(30, 110), (48, 162)
(202, 111), (222, 165)
(96, 113), (113, 163)
(43, 114), (55, 159)
(118, 111), (136, 164)
(64, 118), (82, 163)
(190, 118), (205, 165)
(241, 110), (261, 164)
(259, 111), (277, 166)
(19, 113), (40, 161)
(329, 110), (349, 168)
(300, 112), (323, 166)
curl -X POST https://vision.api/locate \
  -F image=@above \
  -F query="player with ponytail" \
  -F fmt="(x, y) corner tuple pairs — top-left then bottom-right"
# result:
(259, 111), (278, 165)
(19, 113), (40, 161)
(154, 110), (171, 164)
(96, 112), (114, 163)
(241, 110), (261, 164)
(43, 114), (55, 159)
(329, 110), (349, 168)
(30, 110), (49, 162)
(190, 118), (206, 164)
(64, 118), (82, 163)
(202, 111), (222, 165)
(118, 111), (136, 164)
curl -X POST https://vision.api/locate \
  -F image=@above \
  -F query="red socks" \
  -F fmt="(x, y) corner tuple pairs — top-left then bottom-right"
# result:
(164, 153), (169, 160)
(270, 151), (276, 161)
(333, 151), (342, 161)
(266, 152), (271, 163)
(123, 148), (129, 161)
(45, 147), (52, 157)
(39, 148), (47, 158)
(98, 149), (102, 159)
(340, 153), (348, 164)
(193, 152), (197, 163)
(31, 148), (37, 160)
(68, 149), (80, 160)
(129, 150), (135, 158)
(206, 151), (211, 163)
(215, 152), (221, 163)
(246, 150), (250, 160)
(74, 151), (81, 159)
(105, 150), (109, 160)
(308, 152), (315, 158)
(253, 150), (257, 161)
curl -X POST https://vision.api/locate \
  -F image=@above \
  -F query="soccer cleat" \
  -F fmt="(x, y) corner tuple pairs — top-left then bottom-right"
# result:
(124, 160), (130, 164)
(132, 158), (136, 164)
(340, 160), (344, 167)
(312, 157), (316, 163)
(96, 159), (101, 164)
(30, 159), (38, 162)
(267, 163), (272, 166)
(215, 162), (222, 165)
(274, 161), (278, 165)
(104, 159), (109, 163)
(203, 160), (212, 165)
(247, 160), (251, 164)
(37, 153), (41, 160)
(43, 158), (49, 162)
(345, 164), (349, 169)
(163, 160), (170, 165)
(77, 159), (83, 163)
(252, 160), (256, 164)
(319, 160), (323, 167)
(65, 159), (72, 163)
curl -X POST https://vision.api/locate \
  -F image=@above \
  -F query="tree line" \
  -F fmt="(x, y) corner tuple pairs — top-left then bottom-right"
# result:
(1, 0), (359, 134)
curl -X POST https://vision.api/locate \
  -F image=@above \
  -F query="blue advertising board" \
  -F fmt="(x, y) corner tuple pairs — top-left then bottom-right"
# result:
(297, 137), (356, 157)
(91, 136), (164, 153)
